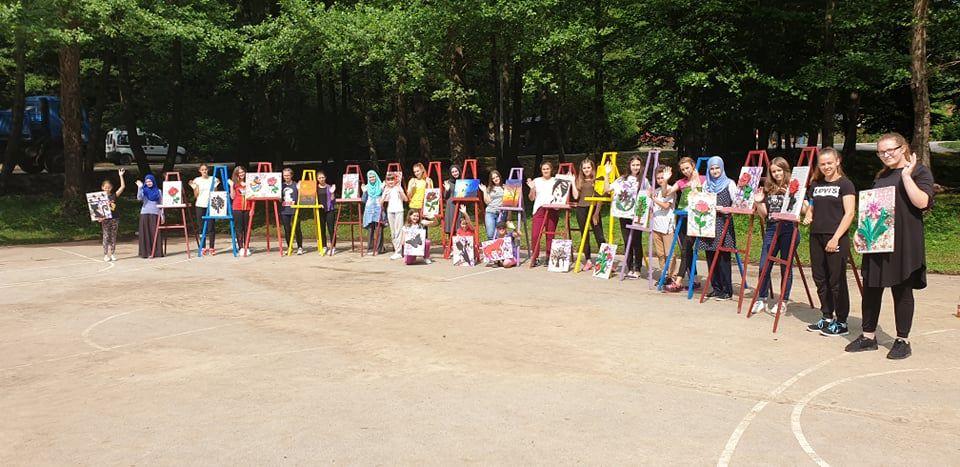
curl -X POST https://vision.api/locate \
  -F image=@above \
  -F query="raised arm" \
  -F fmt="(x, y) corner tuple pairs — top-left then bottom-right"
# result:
(115, 168), (127, 197)
(901, 153), (932, 210)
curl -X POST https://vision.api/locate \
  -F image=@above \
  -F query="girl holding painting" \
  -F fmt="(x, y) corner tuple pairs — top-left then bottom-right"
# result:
(751, 157), (795, 315)
(698, 156), (738, 301)
(662, 157), (705, 292)
(229, 166), (251, 256)
(611, 154), (646, 279)
(527, 161), (559, 267)
(572, 158), (608, 272)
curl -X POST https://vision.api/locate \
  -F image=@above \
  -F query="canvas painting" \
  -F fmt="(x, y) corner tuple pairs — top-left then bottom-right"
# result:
(548, 239), (573, 273)
(207, 191), (229, 218)
(481, 236), (514, 263)
(297, 179), (318, 206)
(341, 173), (360, 200)
(777, 166), (810, 220)
(731, 166), (762, 213)
(453, 179), (481, 199)
(161, 181), (185, 207)
(422, 188), (441, 218)
(452, 235), (476, 266)
(545, 174), (574, 207)
(633, 191), (651, 229)
(385, 171), (402, 185)
(593, 243), (618, 279)
(86, 191), (112, 221)
(502, 179), (522, 209)
(403, 227), (426, 257)
(245, 172), (281, 200)
(686, 191), (717, 238)
(855, 186), (895, 254)
(611, 178), (639, 219)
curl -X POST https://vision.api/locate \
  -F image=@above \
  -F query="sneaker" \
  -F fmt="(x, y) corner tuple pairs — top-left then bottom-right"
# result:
(201, 248), (208, 256)
(328, 248), (336, 256)
(820, 321), (849, 337)
(714, 293), (732, 301)
(750, 300), (767, 315)
(390, 253), (402, 260)
(424, 258), (433, 264)
(691, 282), (702, 290)
(886, 339), (911, 360)
(807, 318), (830, 332)
(705, 290), (721, 299)
(110, 254), (116, 262)
(104, 255), (110, 262)
(627, 270), (640, 279)
(296, 247), (304, 256)
(844, 334), (879, 352)
(583, 260), (593, 271)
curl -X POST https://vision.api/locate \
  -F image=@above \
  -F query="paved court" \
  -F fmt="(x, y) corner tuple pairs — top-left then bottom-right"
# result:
(1, 240), (958, 465)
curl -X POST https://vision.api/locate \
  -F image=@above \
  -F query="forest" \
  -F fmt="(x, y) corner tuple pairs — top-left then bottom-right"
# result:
(1, 0), (958, 210)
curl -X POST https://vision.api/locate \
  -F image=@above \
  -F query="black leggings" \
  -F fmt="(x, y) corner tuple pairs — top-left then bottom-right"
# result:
(809, 233), (850, 322)
(196, 207), (215, 248)
(861, 282), (915, 338)
(281, 213), (302, 249)
(320, 209), (336, 248)
(676, 226), (695, 281)
(574, 206), (606, 260)
(619, 217), (643, 271)
(234, 210), (249, 249)
(706, 250), (732, 295)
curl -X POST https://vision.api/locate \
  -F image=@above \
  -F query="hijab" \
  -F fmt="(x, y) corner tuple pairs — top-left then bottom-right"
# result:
(142, 174), (161, 202)
(705, 156), (730, 194)
(366, 170), (383, 198)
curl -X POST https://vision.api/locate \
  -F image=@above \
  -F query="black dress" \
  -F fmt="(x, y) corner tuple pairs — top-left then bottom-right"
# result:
(861, 165), (935, 289)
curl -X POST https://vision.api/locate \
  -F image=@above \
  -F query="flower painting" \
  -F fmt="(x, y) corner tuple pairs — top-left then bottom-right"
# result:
(731, 166), (762, 213)
(422, 188), (441, 218)
(245, 172), (281, 200)
(855, 186), (895, 254)
(548, 239), (572, 272)
(593, 243), (618, 279)
(341, 174), (360, 200)
(778, 166), (810, 220)
(86, 191), (112, 221)
(481, 236), (514, 263)
(611, 178), (638, 219)
(452, 235), (476, 266)
(686, 191), (717, 238)
(207, 191), (229, 218)
(453, 179), (481, 199)
(297, 179), (318, 206)
(502, 179), (522, 209)
(633, 191), (651, 229)
(161, 181), (185, 207)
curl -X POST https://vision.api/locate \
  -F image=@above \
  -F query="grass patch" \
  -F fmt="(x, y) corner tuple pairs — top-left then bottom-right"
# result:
(941, 141), (960, 151)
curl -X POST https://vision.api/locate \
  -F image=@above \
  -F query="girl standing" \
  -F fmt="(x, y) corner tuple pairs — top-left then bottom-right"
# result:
(280, 168), (303, 255)
(382, 171), (409, 259)
(362, 170), (386, 253)
(190, 163), (219, 255)
(406, 162), (434, 215)
(100, 168), (126, 261)
(480, 170), (505, 240)
(317, 171), (337, 255)
(845, 133), (934, 359)
(801, 147), (856, 336)
(699, 156), (737, 300)
(443, 165), (462, 237)
(571, 158), (608, 271)
(136, 174), (164, 258)
(611, 155), (645, 278)
(403, 209), (436, 265)
(229, 166), (252, 256)
(663, 157), (705, 292)
(527, 161), (559, 267)
(650, 165), (677, 281)
(751, 157), (795, 314)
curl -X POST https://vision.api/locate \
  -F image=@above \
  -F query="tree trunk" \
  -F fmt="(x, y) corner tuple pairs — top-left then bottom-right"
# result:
(237, 95), (253, 167)
(316, 71), (327, 162)
(361, 86), (377, 161)
(85, 51), (112, 187)
(394, 89), (408, 165)
(820, 0), (837, 148)
(509, 60), (523, 161)
(501, 61), (512, 154)
(413, 93), (431, 161)
(491, 36), (504, 170)
(118, 53), (151, 175)
(592, 0), (608, 150)
(1, 29), (26, 192)
(447, 39), (467, 165)
(806, 126), (819, 147)
(163, 38), (183, 172)
(842, 90), (860, 158)
(910, 0), (931, 169)
(60, 40), (84, 206)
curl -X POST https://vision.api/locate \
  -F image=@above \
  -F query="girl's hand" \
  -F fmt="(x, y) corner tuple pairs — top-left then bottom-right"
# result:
(902, 152), (916, 179)
(135, 180), (143, 188)
(118, 168), (125, 177)
(604, 162), (613, 175)
(753, 190), (764, 203)
(825, 237), (840, 253)
(525, 178), (534, 188)
(361, 184), (369, 192)
(801, 212), (812, 226)
(330, 184), (336, 192)
(591, 211), (600, 224)
(663, 166), (672, 179)
(459, 205), (467, 214)
(479, 184), (487, 193)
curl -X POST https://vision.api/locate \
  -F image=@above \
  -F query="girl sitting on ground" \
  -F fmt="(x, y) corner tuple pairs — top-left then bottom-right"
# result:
(402, 209), (437, 265)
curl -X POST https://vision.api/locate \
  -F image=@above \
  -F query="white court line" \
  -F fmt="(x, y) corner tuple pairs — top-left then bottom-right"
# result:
(52, 246), (104, 263)
(791, 366), (960, 466)
(443, 267), (501, 282)
(81, 311), (135, 350)
(920, 328), (958, 336)
(4, 260), (98, 271)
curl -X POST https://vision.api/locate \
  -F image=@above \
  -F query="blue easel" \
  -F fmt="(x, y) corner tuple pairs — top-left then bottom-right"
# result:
(199, 165), (238, 257)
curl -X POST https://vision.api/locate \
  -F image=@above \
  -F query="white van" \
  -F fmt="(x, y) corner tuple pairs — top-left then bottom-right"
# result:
(105, 129), (187, 164)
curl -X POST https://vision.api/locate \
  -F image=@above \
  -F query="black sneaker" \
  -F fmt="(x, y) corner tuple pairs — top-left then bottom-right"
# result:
(706, 290), (721, 299)
(713, 293), (732, 301)
(886, 339), (912, 360)
(844, 334), (879, 352)
(820, 321), (849, 337)
(806, 318), (830, 332)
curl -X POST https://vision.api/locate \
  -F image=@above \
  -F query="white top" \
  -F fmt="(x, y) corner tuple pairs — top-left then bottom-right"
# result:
(191, 176), (220, 208)
(651, 187), (676, 234)
(384, 185), (404, 213)
(532, 177), (555, 214)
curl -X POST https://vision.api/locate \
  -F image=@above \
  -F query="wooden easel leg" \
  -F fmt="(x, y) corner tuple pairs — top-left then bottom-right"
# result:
(199, 216), (208, 258)
(747, 223), (781, 317)
(574, 203), (595, 273)
(735, 216), (756, 313)
(357, 204), (365, 257)
(658, 217), (683, 290)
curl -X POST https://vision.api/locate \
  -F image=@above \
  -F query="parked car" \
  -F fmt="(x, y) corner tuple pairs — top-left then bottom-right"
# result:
(0, 95), (89, 173)
(105, 129), (187, 165)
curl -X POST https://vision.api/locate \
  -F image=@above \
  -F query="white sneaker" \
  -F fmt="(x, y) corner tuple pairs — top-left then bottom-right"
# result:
(751, 300), (766, 316)
(767, 299), (789, 314)
(328, 248), (336, 256)
(390, 253), (402, 260)
(104, 255), (110, 262)
(296, 247), (304, 255)
(110, 254), (116, 262)
(424, 258), (433, 264)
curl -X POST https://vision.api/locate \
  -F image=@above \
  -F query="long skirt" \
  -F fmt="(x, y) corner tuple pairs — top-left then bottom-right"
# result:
(138, 214), (164, 258)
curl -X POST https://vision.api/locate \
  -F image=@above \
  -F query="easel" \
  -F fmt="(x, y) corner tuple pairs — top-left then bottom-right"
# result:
(530, 162), (575, 268)
(334, 164), (364, 255)
(372, 161), (404, 256)
(199, 165), (238, 257)
(573, 151), (620, 273)
(444, 159), (482, 260)
(244, 162), (283, 256)
(619, 149), (660, 288)
(423, 161), (444, 258)
(699, 150), (772, 310)
(498, 167), (531, 263)
(286, 169), (324, 256)
(151, 171), (191, 259)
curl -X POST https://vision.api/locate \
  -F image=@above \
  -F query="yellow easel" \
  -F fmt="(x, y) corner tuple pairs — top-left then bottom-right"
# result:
(573, 151), (620, 273)
(286, 169), (325, 256)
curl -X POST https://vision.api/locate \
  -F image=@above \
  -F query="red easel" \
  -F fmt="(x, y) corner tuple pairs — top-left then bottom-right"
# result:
(244, 162), (284, 256)
(424, 161), (444, 255)
(530, 162), (574, 268)
(151, 171), (192, 259)
(443, 159), (482, 259)
(699, 150), (771, 311)
(372, 161), (404, 256)
(334, 164), (365, 255)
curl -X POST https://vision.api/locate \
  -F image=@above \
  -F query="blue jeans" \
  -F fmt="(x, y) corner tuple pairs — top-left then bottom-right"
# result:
(485, 210), (505, 240)
(757, 223), (796, 300)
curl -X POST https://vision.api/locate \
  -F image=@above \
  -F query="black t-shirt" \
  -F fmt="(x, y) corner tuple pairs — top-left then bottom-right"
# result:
(807, 177), (856, 234)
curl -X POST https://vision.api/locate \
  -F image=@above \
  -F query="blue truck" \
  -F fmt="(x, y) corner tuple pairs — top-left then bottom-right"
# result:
(0, 95), (89, 173)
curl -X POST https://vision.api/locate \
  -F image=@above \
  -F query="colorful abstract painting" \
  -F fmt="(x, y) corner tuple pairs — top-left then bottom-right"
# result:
(855, 186), (895, 254)
(593, 243), (618, 279)
(548, 239), (573, 272)
(502, 179), (522, 209)
(403, 226), (426, 257)
(777, 166), (810, 220)
(160, 181), (185, 207)
(341, 173), (360, 200)
(422, 188), (441, 218)
(297, 179), (318, 207)
(245, 172), (281, 200)
(611, 178), (639, 219)
(731, 166), (762, 213)
(481, 236), (514, 263)
(544, 174), (574, 207)
(207, 191), (229, 218)
(452, 235), (476, 266)
(86, 191), (112, 221)
(633, 191), (651, 229)
(453, 179), (481, 199)
(686, 191), (717, 238)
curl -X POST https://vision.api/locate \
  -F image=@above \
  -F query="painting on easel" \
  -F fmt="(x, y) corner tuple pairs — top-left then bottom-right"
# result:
(686, 191), (716, 238)
(453, 179), (480, 199)
(162, 181), (185, 207)
(245, 172), (282, 200)
(86, 191), (112, 221)
(778, 166), (810, 220)
(548, 239), (572, 272)
(452, 235), (476, 266)
(341, 173), (360, 200)
(593, 243), (617, 279)
(544, 175), (574, 207)
(633, 191), (651, 229)
(731, 166), (762, 213)
(297, 179), (318, 206)
(208, 191), (229, 217)
(611, 178), (638, 219)
(502, 179), (522, 208)
(855, 186), (895, 254)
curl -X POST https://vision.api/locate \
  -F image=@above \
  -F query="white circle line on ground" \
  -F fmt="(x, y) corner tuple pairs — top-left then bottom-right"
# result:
(81, 311), (135, 350)
(52, 246), (105, 263)
(790, 366), (960, 467)
(0, 261), (115, 288)
(4, 260), (99, 271)
(444, 267), (502, 281)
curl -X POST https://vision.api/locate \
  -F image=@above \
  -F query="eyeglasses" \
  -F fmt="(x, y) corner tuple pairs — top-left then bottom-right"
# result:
(877, 144), (903, 157)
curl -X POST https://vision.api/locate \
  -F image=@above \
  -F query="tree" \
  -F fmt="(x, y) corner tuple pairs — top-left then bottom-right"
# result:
(911, 0), (931, 168)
